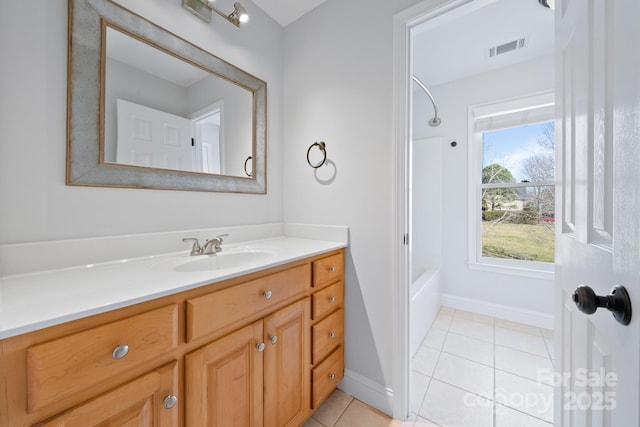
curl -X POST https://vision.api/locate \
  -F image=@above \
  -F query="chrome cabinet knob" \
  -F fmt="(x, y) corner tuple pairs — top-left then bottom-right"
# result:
(256, 342), (266, 352)
(329, 266), (337, 273)
(112, 344), (129, 360)
(329, 296), (337, 303)
(329, 373), (336, 381)
(163, 395), (178, 410)
(263, 290), (273, 300)
(329, 331), (337, 339)
(269, 335), (278, 345)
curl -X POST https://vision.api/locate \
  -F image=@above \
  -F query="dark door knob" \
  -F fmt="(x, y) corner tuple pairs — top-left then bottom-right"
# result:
(572, 284), (632, 325)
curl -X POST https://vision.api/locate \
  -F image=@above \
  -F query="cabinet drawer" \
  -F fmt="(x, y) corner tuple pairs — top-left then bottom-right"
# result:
(312, 281), (343, 320)
(312, 253), (343, 287)
(187, 264), (311, 342)
(36, 361), (178, 427)
(27, 304), (178, 412)
(312, 308), (343, 365)
(311, 346), (344, 409)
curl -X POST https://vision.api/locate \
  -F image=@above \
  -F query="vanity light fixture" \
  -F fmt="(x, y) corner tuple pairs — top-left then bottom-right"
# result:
(182, 0), (249, 27)
(538, 0), (555, 9)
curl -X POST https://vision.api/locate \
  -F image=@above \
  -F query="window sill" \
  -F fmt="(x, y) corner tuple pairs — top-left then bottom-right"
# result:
(468, 260), (555, 280)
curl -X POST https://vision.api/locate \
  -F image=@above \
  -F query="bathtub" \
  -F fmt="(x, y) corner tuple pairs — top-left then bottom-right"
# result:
(410, 269), (441, 357)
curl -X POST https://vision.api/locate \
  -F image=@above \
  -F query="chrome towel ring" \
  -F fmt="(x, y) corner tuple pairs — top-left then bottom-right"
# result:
(307, 141), (327, 168)
(244, 156), (252, 177)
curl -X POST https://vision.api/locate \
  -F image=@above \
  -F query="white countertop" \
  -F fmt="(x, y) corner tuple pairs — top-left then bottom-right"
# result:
(0, 230), (347, 339)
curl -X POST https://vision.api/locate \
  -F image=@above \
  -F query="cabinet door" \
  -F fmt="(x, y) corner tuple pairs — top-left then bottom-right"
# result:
(185, 320), (264, 427)
(36, 361), (178, 427)
(263, 299), (310, 427)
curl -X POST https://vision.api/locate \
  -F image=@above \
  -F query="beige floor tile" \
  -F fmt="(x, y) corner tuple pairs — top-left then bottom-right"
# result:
(496, 345), (554, 384)
(334, 399), (398, 427)
(311, 389), (353, 426)
(412, 346), (440, 376)
(495, 370), (554, 422)
(439, 306), (455, 315)
(301, 417), (325, 427)
(495, 404), (553, 427)
(442, 332), (494, 366)
(413, 416), (440, 426)
(419, 379), (493, 427)
(410, 371), (430, 414)
(449, 317), (494, 343)
(455, 310), (495, 325)
(495, 318), (544, 336)
(421, 328), (447, 350)
(542, 329), (554, 360)
(431, 313), (453, 331)
(433, 352), (494, 398)
(495, 327), (549, 357)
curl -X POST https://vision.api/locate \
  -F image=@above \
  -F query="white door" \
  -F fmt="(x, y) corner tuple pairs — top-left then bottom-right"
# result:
(555, 0), (640, 425)
(116, 99), (193, 171)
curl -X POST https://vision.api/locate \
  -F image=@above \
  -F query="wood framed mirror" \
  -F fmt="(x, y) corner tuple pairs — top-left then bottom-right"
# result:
(67, 0), (267, 193)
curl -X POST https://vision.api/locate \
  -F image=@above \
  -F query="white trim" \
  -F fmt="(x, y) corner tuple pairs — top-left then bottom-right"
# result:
(338, 369), (394, 416)
(392, 0), (475, 420)
(441, 293), (555, 329)
(468, 260), (554, 280)
(467, 90), (556, 274)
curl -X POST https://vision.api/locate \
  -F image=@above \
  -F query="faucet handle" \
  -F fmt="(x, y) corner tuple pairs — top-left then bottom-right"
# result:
(202, 234), (229, 255)
(182, 238), (202, 256)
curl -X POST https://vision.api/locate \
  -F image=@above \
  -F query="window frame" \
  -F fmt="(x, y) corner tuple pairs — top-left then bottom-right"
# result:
(467, 90), (555, 280)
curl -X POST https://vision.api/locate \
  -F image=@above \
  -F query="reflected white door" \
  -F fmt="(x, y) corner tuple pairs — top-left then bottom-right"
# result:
(116, 99), (193, 171)
(555, 0), (640, 425)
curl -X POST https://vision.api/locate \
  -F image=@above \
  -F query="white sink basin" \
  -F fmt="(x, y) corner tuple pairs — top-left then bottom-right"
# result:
(151, 248), (278, 273)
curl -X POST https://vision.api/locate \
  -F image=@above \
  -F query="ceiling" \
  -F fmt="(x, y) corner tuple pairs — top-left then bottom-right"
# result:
(251, 0), (328, 27)
(412, 0), (555, 88)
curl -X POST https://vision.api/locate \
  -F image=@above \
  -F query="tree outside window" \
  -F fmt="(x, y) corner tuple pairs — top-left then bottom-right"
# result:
(480, 121), (555, 263)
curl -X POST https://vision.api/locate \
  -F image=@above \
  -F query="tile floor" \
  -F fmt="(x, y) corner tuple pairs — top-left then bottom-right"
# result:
(410, 307), (554, 426)
(303, 307), (555, 427)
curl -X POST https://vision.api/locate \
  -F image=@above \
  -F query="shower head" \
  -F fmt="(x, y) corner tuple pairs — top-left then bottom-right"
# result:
(411, 75), (441, 127)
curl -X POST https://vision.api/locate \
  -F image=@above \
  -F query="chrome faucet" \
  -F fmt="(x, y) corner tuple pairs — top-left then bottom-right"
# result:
(182, 234), (228, 256)
(201, 234), (228, 255)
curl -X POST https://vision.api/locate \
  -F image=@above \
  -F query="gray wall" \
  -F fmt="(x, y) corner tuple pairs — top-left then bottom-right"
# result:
(0, 0), (284, 243)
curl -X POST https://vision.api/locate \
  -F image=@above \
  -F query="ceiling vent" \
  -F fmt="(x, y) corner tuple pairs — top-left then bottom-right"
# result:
(488, 37), (527, 58)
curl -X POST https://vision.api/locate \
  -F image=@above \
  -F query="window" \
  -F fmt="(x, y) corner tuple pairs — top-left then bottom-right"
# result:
(468, 91), (555, 277)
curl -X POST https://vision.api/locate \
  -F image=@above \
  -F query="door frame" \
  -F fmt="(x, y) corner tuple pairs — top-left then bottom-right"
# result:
(391, 0), (478, 419)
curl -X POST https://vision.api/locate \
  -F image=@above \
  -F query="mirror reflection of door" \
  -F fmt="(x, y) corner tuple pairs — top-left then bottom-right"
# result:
(104, 26), (252, 177)
(190, 102), (223, 174)
(116, 99), (193, 171)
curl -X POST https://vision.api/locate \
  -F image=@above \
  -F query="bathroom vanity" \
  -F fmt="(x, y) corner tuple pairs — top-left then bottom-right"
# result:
(0, 232), (346, 426)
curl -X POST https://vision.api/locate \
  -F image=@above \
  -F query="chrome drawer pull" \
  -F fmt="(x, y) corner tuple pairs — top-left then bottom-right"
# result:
(329, 331), (337, 339)
(163, 395), (178, 410)
(329, 373), (336, 381)
(263, 290), (273, 300)
(329, 296), (337, 303)
(256, 342), (266, 352)
(329, 266), (337, 273)
(269, 335), (278, 345)
(112, 344), (129, 360)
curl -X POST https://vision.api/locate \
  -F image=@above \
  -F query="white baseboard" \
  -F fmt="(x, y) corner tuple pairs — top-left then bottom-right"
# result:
(338, 369), (393, 416)
(441, 293), (554, 329)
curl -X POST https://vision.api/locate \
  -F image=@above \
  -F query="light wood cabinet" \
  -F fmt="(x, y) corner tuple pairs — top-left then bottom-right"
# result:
(185, 321), (264, 427)
(34, 361), (179, 427)
(0, 249), (344, 426)
(264, 299), (310, 427)
(185, 298), (310, 427)
(26, 304), (178, 412)
(310, 256), (345, 410)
